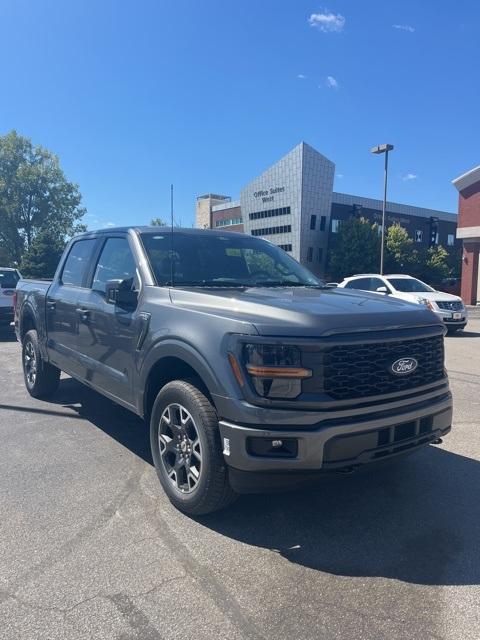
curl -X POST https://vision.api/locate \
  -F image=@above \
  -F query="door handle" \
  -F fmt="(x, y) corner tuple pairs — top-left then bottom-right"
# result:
(76, 308), (91, 322)
(46, 301), (56, 311)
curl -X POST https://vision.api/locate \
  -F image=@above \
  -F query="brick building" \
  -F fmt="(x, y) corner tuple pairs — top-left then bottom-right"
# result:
(196, 142), (459, 279)
(453, 166), (480, 305)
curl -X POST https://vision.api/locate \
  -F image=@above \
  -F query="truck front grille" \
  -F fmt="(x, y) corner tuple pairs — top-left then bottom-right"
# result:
(320, 335), (445, 401)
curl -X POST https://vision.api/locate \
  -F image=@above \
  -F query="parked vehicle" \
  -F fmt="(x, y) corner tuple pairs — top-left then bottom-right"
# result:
(0, 268), (21, 326)
(15, 228), (452, 514)
(338, 274), (467, 334)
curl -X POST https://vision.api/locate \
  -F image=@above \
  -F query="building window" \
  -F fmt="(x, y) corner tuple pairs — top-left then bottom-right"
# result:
(415, 230), (423, 243)
(307, 247), (313, 262)
(214, 216), (243, 227)
(317, 247), (323, 262)
(251, 225), (292, 237)
(331, 219), (340, 233)
(310, 215), (317, 230)
(447, 234), (455, 246)
(249, 207), (291, 221)
(277, 244), (292, 252)
(320, 216), (326, 231)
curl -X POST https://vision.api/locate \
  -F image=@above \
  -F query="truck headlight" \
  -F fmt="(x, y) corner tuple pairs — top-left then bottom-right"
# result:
(241, 344), (312, 399)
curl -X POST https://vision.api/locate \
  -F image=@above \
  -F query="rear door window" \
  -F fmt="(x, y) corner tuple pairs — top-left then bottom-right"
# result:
(345, 278), (370, 290)
(61, 239), (97, 287)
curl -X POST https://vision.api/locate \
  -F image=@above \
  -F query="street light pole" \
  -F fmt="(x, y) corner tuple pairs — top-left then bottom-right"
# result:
(371, 143), (394, 275)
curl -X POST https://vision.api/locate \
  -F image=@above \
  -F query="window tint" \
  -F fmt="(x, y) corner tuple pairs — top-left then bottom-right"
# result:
(62, 239), (97, 287)
(92, 237), (137, 293)
(0, 270), (19, 289)
(140, 232), (321, 287)
(369, 278), (386, 291)
(345, 278), (370, 290)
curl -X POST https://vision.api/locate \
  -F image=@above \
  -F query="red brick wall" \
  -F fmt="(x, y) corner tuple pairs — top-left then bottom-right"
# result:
(461, 241), (479, 305)
(457, 179), (480, 304)
(211, 206), (244, 233)
(458, 182), (480, 228)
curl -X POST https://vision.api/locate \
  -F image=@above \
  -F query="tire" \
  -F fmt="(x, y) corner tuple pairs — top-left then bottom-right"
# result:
(150, 380), (237, 515)
(22, 329), (60, 398)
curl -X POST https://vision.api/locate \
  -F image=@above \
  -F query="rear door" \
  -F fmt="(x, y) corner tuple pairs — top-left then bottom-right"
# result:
(75, 235), (140, 407)
(46, 238), (99, 377)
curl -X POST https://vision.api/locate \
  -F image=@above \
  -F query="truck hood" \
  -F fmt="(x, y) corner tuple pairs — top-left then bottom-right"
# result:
(169, 286), (442, 337)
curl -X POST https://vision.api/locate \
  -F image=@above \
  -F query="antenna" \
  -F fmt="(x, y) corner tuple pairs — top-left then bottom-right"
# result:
(170, 184), (174, 287)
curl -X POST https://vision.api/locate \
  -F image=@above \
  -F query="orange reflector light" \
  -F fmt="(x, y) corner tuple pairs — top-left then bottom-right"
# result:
(228, 353), (245, 387)
(245, 365), (312, 379)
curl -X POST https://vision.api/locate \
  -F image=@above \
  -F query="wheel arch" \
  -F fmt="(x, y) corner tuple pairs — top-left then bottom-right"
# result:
(141, 341), (223, 420)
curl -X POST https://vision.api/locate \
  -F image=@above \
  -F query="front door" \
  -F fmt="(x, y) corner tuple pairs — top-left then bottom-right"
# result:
(75, 236), (140, 407)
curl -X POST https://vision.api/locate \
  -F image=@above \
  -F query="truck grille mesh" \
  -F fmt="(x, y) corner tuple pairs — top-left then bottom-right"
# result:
(321, 335), (445, 401)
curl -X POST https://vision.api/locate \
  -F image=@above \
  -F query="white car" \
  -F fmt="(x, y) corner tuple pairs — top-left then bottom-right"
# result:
(338, 273), (468, 334)
(0, 268), (21, 327)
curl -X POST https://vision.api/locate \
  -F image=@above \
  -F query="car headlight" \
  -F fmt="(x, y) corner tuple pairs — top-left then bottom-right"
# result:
(232, 344), (312, 399)
(418, 298), (435, 311)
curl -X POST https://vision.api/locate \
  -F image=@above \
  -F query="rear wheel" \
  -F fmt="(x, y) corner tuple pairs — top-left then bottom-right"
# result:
(150, 380), (237, 515)
(22, 329), (60, 398)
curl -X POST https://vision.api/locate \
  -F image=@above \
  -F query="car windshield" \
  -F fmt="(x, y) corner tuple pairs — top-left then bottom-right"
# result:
(140, 232), (323, 288)
(387, 277), (434, 293)
(0, 270), (19, 289)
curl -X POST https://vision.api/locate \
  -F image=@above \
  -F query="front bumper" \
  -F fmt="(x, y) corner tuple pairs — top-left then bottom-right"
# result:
(219, 391), (452, 490)
(433, 309), (467, 328)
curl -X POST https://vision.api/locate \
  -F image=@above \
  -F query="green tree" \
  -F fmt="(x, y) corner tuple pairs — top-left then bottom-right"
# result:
(150, 217), (168, 226)
(328, 217), (380, 280)
(0, 131), (85, 264)
(384, 223), (419, 274)
(20, 229), (66, 278)
(421, 245), (450, 283)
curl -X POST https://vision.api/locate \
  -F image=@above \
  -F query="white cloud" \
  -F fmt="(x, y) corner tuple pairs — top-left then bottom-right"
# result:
(309, 10), (345, 33)
(336, 173), (344, 179)
(326, 75), (339, 89)
(402, 173), (418, 181)
(393, 24), (415, 32)
(106, 222), (116, 227)
(297, 74), (307, 79)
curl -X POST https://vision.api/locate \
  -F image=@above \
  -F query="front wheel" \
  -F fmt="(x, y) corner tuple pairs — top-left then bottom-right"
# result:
(22, 329), (60, 398)
(150, 380), (237, 515)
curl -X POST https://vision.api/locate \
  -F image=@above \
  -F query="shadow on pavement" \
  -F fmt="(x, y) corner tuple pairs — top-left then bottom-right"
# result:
(25, 377), (480, 588)
(52, 377), (153, 465)
(199, 447), (480, 587)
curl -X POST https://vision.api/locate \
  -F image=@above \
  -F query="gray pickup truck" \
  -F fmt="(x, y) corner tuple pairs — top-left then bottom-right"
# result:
(15, 227), (452, 514)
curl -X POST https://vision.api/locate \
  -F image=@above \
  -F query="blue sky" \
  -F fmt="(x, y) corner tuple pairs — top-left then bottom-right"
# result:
(1, 0), (479, 228)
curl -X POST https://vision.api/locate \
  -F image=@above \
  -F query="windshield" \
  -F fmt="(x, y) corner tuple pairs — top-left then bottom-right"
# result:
(0, 270), (19, 289)
(387, 277), (434, 293)
(140, 232), (323, 288)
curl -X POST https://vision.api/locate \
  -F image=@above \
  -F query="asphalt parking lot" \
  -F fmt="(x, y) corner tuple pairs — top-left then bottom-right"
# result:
(0, 320), (479, 640)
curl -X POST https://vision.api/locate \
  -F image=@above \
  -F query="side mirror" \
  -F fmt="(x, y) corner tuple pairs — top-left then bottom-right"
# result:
(376, 286), (389, 294)
(105, 279), (138, 307)
(325, 282), (338, 288)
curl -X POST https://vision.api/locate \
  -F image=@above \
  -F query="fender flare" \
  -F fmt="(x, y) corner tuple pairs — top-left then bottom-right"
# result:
(139, 339), (224, 416)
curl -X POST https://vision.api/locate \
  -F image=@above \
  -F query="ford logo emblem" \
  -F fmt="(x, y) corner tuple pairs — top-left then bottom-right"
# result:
(391, 357), (418, 375)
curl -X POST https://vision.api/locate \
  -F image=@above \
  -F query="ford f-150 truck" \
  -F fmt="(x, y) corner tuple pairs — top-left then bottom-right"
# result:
(15, 227), (452, 514)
